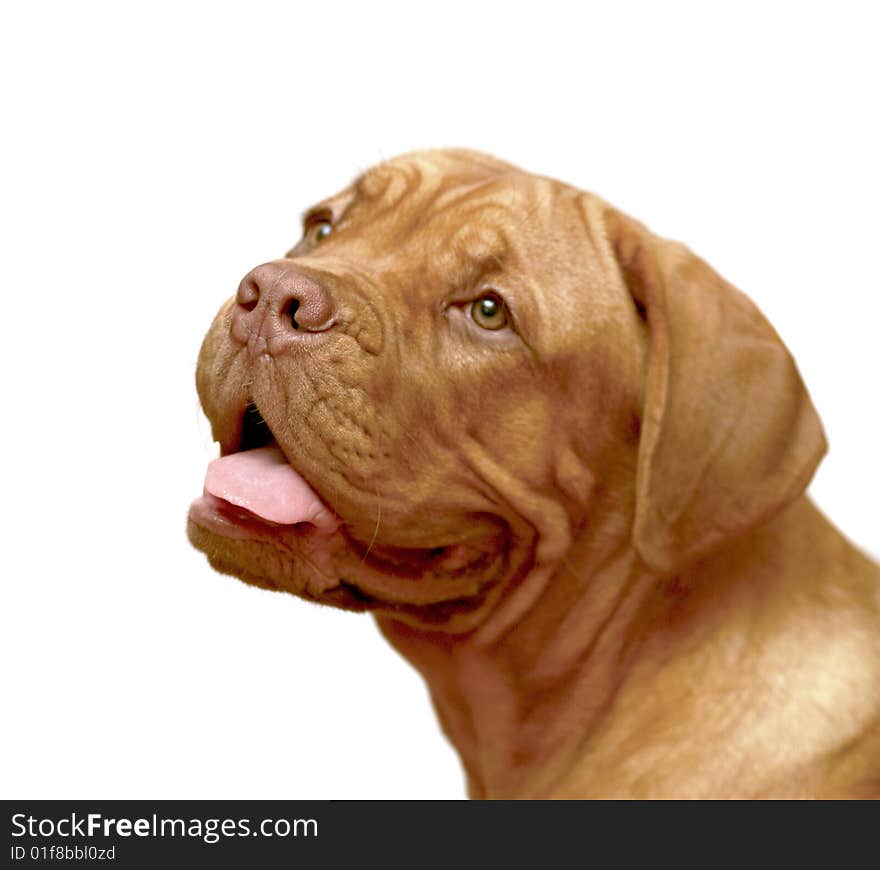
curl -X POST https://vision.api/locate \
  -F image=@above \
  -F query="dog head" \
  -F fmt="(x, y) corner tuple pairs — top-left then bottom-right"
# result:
(188, 149), (825, 632)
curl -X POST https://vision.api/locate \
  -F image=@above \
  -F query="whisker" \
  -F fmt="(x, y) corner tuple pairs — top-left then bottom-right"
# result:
(361, 485), (382, 564)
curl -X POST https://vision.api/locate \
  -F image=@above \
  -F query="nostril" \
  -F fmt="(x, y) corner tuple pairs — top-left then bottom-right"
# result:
(234, 263), (333, 343)
(237, 277), (260, 312)
(286, 298), (300, 330)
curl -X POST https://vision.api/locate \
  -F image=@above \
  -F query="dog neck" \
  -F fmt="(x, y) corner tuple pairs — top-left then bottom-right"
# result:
(376, 482), (663, 798)
(378, 497), (880, 798)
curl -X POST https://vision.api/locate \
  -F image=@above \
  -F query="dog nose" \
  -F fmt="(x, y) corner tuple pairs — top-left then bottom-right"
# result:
(231, 262), (336, 356)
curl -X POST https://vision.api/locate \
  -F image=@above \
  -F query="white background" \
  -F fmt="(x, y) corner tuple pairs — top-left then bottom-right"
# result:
(2, 1), (877, 799)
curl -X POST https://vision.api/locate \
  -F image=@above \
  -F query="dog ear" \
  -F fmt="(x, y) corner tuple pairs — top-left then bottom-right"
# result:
(603, 206), (827, 574)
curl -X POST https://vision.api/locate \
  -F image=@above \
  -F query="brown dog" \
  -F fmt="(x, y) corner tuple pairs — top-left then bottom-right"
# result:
(188, 149), (880, 798)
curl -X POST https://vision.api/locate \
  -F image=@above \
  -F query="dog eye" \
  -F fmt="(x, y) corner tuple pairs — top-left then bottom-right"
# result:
(470, 292), (509, 330)
(305, 219), (333, 245)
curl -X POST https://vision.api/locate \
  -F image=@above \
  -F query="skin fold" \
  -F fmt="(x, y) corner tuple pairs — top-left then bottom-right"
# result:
(188, 149), (880, 798)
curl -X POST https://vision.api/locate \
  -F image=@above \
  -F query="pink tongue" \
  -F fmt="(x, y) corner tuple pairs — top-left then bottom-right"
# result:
(204, 445), (338, 532)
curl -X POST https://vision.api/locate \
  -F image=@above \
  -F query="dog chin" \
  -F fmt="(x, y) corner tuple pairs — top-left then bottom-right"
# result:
(186, 500), (515, 632)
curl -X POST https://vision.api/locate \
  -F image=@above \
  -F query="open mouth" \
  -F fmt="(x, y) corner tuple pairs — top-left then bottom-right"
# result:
(190, 401), (339, 533)
(188, 400), (509, 624)
(238, 401), (276, 451)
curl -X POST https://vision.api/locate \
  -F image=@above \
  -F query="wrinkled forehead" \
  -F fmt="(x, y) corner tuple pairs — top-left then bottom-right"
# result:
(356, 149), (522, 199)
(323, 150), (541, 234)
(312, 150), (627, 350)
